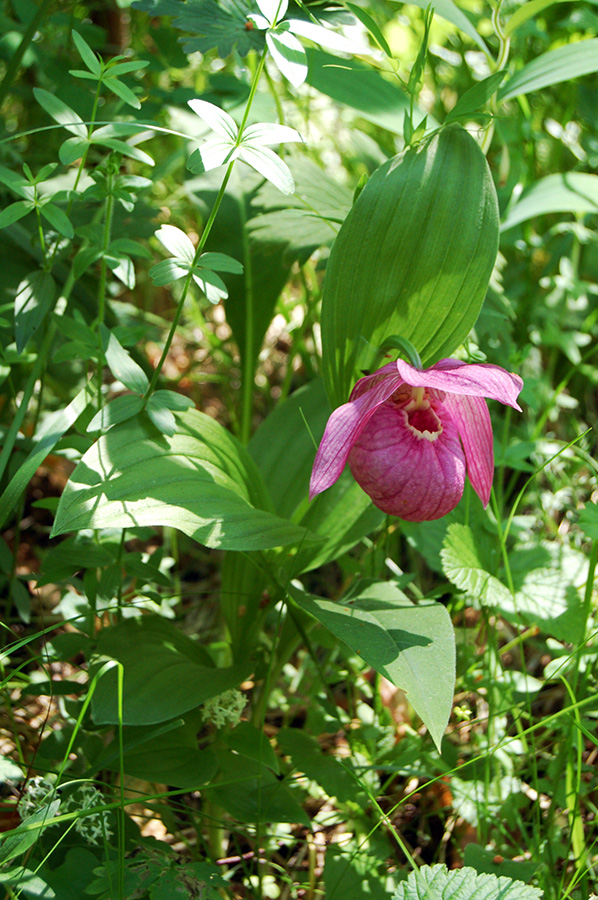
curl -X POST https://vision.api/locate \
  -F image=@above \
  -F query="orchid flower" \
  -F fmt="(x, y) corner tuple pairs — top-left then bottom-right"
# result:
(187, 99), (303, 195)
(248, 0), (374, 88)
(310, 358), (524, 522)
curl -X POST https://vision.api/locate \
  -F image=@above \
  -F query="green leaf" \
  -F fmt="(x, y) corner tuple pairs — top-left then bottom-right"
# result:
(72, 30), (101, 76)
(90, 616), (249, 725)
(306, 49), (411, 135)
(346, 3), (392, 56)
(39, 203), (74, 239)
(155, 224), (195, 262)
(87, 395), (145, 432)
(33, 88), (87, 138)
(292, 580), (455, 750)
(579, 502), (598, 541)
(102, 76), (142, 109)
(277, 728), (359, 803)
(498, 38), (598, 102)
(266, 29), (307, 88)
(0, 802), (61, 864)
(149, 258), (189, 285)
(198, 251), (243, 273)
(441, 523), (511, 607)
(146, 398), (177, 435)
(324, 844), (389, 900)
(15, 270), (56, 352)
(504, 0), (571, 36)
(91, 136), (154, 166)
(392, 864), (542, 900)
(445, 70), (507, 123)
(101, 324), (149, 393)
(224, 721), (280, 774)
(209, 748), (310, 826)
(321, 125), (499, 406)
(51, 409), (313, 551)
(391, 0), (487, 52)
(0, 867), (56, 897)
(0, 383), (94, 532)
(59, 136), (90, 166)
(106, 59), (150, 76)
(0, 200), (32, 228)
(146, 0), (265, 57)
(0, 165), (32, 199)
(150, 389), (194, 411)
(501, 173), (598, 231)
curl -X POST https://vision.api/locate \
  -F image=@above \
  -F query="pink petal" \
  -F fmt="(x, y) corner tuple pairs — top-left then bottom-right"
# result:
(348, 398), (466, 521)
(396, 358), (523, 409)
(309, 368), (403, 498)
(442, 393), (493, 507)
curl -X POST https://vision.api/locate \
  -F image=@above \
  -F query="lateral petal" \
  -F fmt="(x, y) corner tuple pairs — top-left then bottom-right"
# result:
(396, 358), (523, 409)
(309, 370), (403, 498)
(443, 392), (494, 507)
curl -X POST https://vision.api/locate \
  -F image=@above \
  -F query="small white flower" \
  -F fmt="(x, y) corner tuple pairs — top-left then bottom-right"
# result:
(187, 99), (303, 195)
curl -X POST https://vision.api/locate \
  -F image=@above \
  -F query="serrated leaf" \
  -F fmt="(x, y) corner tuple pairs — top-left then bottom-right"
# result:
(321, 125), (499, 406)
(51, 409), (314, 551)
(156, 0), (265, 57)
(499, 38), (598, 101)
(72, 30), (101, 75)
(33, 88), (87, 138)
(392, 864), (542, 900)
(15, 270), (56, 352)
(101, 324), (149, 393)
(292, 580), (454, 750)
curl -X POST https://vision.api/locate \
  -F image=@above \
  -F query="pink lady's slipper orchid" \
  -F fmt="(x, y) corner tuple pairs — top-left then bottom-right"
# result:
(310, 358), (523, 522)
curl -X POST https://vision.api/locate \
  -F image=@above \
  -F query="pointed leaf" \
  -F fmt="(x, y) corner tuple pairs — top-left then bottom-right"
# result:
(198, 251), (243, 274)
(90, 616), (249, 725)
(146, 400), (177, 435)
(39, 203), (74, 238)
(445, 70), (507, 123)
(87, 394), (144, 432)
(192, 268), (229, 302)
(103, 75), (141, 109)
(242, 121), (302, 146)
(239, 144), (295, 194)
(187, 138), (237, 174)
(499, 38), (598, 101)
(266, 30), (307, 87)
(188, 98), (238, 140)
(59, 136), (90, 165)
(33, 88), (87, 137)
(292, 580), (455, 750)
(91, 136), (154, 166)
(501, 173), (598, 231)
(289, 17), (370, 55)
(155, 224), (196, 262)
(321, 125), (499, 406)
(0, 200), (31, 228)
(390, 0), (487, 52)
(101, 324), (150, 394)
(72, 30), (101, 75)
(149, 258), (189, 286)
(51, 409), (314, 551)
(15, 270), (56, 352)
(257, 0), (288, 23)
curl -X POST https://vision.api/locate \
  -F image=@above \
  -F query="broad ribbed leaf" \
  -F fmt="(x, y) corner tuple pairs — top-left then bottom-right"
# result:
(52, 409), (311, 551)
(501, 173), (598, 231)
(499, 38), (598, 101)
(292, 580), (455, 751)
(321, 125), (499, 406)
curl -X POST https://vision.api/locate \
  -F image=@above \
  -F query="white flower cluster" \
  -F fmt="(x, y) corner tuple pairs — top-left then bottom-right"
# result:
(18, 776), (112, 846)
(202, 688), (246, 729)
(17, 775), (56, 819)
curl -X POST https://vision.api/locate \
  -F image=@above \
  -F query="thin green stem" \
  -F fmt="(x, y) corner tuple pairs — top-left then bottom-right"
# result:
(0, 0), (54, 107)
(480, 0), (510, 156)
(96, 169), (115, 409)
